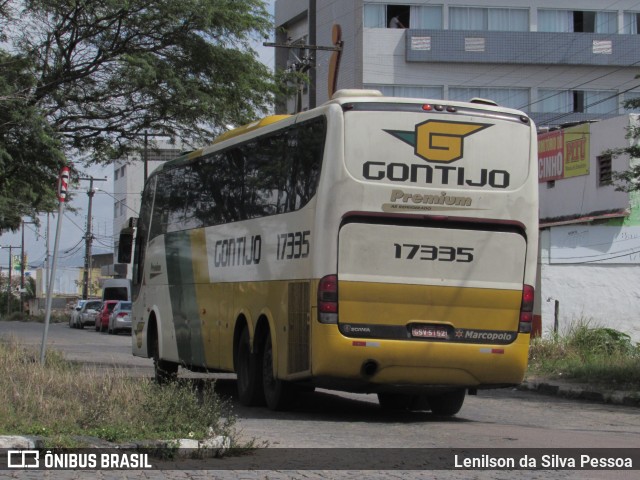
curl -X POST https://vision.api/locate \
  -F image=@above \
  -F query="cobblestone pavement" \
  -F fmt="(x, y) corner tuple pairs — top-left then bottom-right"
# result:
(1, 321), (639, 479)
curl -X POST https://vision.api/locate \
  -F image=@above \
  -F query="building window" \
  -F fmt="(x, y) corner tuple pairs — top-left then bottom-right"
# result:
(449, 87), (529, 110)
(537, 89), (617, 114)
(623, 12), (640, 33)
(115, 169), (119, 180)
(410, 6), (442, 29)
(114, 200), (120, 218)
(386, 5), (410, 28)
(538, 10), (617, 33)
(597, 155), (612, 187)
(120, 165), (126, 177)
(364, 4), (385, 28)
(364, 4), (443, 29)
(450, 7), (528, 32)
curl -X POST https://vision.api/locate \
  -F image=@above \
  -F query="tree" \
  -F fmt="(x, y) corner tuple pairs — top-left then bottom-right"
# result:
(0, 0), (287, 232)
(609, 97), (640, 192)
(0, 50), (66, 231)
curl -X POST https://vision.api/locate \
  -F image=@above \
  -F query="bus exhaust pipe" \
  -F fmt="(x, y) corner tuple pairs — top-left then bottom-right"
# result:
(362, 360), (378, 377)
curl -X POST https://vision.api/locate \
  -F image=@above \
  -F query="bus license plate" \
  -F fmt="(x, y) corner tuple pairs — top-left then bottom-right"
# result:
(411, 326), (448, 339)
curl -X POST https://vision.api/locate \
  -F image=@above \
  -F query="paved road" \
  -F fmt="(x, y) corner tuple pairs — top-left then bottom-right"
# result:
(1, 321), (639, 479)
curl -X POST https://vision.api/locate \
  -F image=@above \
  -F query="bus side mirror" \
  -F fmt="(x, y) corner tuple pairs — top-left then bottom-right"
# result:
(118, 229), (134, 264)
(118, 217), (138, 264)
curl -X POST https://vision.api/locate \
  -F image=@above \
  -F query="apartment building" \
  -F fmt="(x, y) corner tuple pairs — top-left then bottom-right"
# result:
(110, 139), (183, 278)
(275, 0), (640, 127)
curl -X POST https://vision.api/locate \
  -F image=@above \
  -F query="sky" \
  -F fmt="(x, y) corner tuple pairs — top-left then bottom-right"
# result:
(0, 0), (277, 273)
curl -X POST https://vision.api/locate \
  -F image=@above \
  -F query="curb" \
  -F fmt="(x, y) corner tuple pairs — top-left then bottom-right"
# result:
(0, 435), (43, 449)
(518, 379), (640, 407)
(0, 435), (230, 456)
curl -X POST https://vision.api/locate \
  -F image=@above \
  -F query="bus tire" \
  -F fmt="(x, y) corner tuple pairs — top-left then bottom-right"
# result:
(428, 389), (466, 416)
(236, 327), (265, 406)
(150, 329), (178, 384)
(262, 332), (293, 411)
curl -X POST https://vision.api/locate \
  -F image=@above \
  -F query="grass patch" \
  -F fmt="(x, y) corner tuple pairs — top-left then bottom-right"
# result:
(528, 320), (640, 389)
(1, 312), (67, 323)
(0, 337), (241, 449)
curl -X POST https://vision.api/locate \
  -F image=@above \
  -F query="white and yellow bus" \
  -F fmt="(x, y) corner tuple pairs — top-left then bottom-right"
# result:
(119, 90), (538, 415)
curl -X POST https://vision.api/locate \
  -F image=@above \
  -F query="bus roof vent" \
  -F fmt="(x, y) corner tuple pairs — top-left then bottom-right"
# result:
(331, 89), (383, 100)
(469, 97), (499, 106)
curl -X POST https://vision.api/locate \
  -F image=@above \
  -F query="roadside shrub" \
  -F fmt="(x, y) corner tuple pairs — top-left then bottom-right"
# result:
(0, 337), (239, 448)
(528, 319), (640, 388)
(566, 325), (635, 356)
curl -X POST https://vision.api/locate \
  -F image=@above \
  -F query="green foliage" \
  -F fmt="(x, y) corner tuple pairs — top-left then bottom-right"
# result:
(528, 321), (640, 388)
(0, 291), (21, 317)
(1, 0), (284, 232)
(11, 0), (279, 161)
(607, 94), (640, 192)
(566, 325), (635, 356)
(0, 50), (66, 231)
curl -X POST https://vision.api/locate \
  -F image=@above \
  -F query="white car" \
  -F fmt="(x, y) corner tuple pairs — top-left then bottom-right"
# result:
(78, 300), (102, 328)
(68, 300), (87, 328)
(108, 301), (132, 334)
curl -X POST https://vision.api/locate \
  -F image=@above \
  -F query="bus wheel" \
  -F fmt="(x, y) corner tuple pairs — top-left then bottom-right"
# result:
(151, 332), (178, 384)
(262, 332), (293, 411)
(428, 389), (466, 416)
(236, 327), (265, 406)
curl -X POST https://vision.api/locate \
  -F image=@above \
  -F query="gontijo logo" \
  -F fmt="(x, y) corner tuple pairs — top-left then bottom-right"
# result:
(385, 120), (492, 163)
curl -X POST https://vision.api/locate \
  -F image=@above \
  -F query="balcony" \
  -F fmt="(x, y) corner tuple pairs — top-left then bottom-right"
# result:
(405, 30), (640, 67)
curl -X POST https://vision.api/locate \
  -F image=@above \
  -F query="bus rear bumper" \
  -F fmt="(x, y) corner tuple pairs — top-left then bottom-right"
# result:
(310, 323), (530, 390)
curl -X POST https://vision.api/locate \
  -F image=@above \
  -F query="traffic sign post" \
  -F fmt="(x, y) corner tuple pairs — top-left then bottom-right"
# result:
(40, 166), (70, 364)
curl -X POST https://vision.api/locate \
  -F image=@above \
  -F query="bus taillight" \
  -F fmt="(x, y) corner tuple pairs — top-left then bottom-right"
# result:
(318, 274), (338, 324)
(519, 284), (534, 333)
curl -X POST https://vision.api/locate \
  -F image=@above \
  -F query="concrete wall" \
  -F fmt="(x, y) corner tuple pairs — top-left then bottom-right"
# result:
(540, 229), (640, 343)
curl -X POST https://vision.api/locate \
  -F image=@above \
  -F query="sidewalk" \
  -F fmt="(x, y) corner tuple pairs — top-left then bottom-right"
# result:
(519, 376), (640, 407)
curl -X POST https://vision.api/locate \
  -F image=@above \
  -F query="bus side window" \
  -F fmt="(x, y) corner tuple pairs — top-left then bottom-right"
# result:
(287, 118), (325, 210)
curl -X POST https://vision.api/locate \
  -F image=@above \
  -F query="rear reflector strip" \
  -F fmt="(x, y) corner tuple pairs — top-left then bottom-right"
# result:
(352, 341), (380, 348)
(479, 348), (505, 354)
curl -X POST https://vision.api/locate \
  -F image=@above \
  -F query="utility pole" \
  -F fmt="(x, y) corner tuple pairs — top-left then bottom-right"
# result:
(78, 176), (107, 299)
(264, 23), (343, 113)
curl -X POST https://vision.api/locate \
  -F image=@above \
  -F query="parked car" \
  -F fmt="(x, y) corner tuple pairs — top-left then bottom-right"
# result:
(108, 301), (132, 335)
(95, 300), (119, 332)
(68, 300), (87, 328)
(78, 300), (102, 329)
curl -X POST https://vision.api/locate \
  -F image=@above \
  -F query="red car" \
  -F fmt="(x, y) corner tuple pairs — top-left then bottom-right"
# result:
(95, 301), (119, 332)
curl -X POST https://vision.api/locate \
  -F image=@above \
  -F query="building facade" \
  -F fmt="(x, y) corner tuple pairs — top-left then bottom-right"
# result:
(538, 115), (640, 342)
(276, 1), (640, 340)
(275, 0), (640, 127)
(110, 139), (183, 278)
